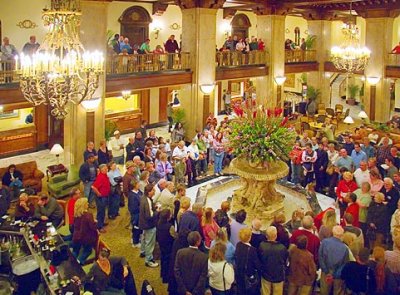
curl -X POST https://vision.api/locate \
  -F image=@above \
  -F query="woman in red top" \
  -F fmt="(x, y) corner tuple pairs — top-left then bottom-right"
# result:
(67, 188), (81, 234)
(336, 171), (358, 217)
(201, 207), (220, 248)
(343, 193), (360, 227)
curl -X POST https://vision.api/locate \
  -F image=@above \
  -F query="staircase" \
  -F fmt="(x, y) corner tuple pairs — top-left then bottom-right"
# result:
(331, 74), (346, 107)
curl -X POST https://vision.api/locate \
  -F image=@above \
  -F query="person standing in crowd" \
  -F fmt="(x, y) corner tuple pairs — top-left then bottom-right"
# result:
(259, 226), (289, 295)
(367, 192), (390, 248)
(172, 123), (185, 143)
(165, 35), (180, 69)
(83, 141), (98, 162)
(110, 33), (121, 54)
(34, 193), (64, 227)
(79, 153), (98, 208)
(214, 201), (231, 238)
(208, 242), (235, 294)
(156, 153), (173, 181)
(128, 179), (143, 249)
(172, 141), (187, 184)
(67, 188), (81, 235)
(250, 218), (267, 249)
(156, 209), (175, 284)
(289, 141), (303, 185)
(354, 161), (370, 187)
(213, 132), (225, 176)
(91, 164), (111, 233)
(314, 143), (329, 193)
(98, 139), (111, 165)
(336, 171), (358, 217)
(319, 225), (349, 295)
(230, 209), (247, 247)
(107, 161), (122, 220)
(380, 177), (400, 216)
(201, 207), (220, 249)
(210, 227), (236, 265)
(122, 161), (137, 206)
(302, 143), (317, 187)
(271, 213), (290, 249)
(22, 35), (40, 55)
(355, 182), (372, 238)
(71, 198), (98, 265)
(110, 130), (125, 165)
(235, 227), (262, 295)
(139, 184), (159, 268)
(174, 231), (208, 295)
(287, 235), (317, 295)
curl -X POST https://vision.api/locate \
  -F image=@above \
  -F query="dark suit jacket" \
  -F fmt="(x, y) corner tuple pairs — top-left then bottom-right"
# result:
(235, 242), (262, 293)
(139, 196), (158, 230)
(174, 247), (208, 295)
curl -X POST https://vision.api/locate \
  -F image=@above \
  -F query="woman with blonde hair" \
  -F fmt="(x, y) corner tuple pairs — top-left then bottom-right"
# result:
(72, 198), (98, 264)
(336, 171), (358, 217)
(208, 242), (235, 294)
(201, 207), (220, 248)
(210, 227), (235, 264)
(176, 196), (191, 228)
(318, 209), (338, 240)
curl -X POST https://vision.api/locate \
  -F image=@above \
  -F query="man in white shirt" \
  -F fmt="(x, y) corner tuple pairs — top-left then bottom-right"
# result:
(109, 130), (125, 164)
(173, 141), (188, 184)
(153, 179), (167, 204)
(159, 181), (175, 211)
(353, 161), (370, 187)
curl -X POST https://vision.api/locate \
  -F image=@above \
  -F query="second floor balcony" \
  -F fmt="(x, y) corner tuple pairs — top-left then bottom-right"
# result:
(216, 50), (268, 67)
(285, 50), (317, 63)
(0, 61), (19, 85)
(388, 53), (400, 67)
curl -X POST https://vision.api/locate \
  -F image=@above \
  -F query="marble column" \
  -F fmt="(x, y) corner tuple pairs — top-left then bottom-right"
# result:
(256, 15), (285, 107)
(181, 8), (217, 138)
(64, 1), (108, 166)
(307, 20), (332, 106)
(364, 17), (393, 122)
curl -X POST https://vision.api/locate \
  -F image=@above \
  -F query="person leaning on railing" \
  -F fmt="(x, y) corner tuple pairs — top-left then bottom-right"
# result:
(391, 42), (400, 54)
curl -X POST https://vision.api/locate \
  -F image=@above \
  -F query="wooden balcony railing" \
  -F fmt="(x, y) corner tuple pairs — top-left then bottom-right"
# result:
(0, 60), (19, 84)
(216, 50), (268, 67)
(285, 50), (317, 63)
(388, 53), (400, 66)
(106, 52), (191, 75)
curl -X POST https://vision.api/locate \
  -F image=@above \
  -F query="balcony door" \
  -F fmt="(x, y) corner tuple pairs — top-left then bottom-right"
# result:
(231, 13), (251, 40)
(119, 6), (151, 48)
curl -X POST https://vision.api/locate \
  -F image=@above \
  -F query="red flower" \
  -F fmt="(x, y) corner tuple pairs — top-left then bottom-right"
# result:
(280, 116), (289, 126)
(274, 108), (283, 117)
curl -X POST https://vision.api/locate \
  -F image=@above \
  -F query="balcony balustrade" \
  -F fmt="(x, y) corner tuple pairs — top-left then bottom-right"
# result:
(216, 50), (268, 67)
(285, 50), (317, 63)
(388, 53), (400, 66)
(0, 61), (19, 84)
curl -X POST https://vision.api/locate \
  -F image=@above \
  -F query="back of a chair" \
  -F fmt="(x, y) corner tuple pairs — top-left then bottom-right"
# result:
(335, 104), (343, 112)
(326, 108), (335, 117)
(316, 115), (326, 123)
(317, 109), (326, 116)
(318, 103), (325, 110)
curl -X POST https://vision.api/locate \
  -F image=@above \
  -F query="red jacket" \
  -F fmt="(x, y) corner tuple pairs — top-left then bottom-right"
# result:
(92, 172), (111, 197)
(343, 203), (360, 227)
(336, 180), (358, 201)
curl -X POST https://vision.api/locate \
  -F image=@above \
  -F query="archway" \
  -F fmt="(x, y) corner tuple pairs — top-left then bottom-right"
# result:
(119, 6), (152, 48)
(231, 13), (251, 40)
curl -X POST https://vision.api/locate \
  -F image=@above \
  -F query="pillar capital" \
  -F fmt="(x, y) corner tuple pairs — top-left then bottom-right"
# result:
(175, 0), (225, 10)
(300, 9), (340, 21)
(152, 2), (168, 16)
(252, 4), (290, 16)
(356, 7), (400, 19)
(223, 8), (237, 19)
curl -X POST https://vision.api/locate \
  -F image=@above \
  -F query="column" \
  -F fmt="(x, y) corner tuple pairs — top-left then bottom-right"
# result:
(307, 20), (332, 106)
(64, 1), (108, 166)
(181, 8), (217, 138)
(364, 17), (393, 122)
(395, 80), (400, 112)
(256, 14), (285, 107)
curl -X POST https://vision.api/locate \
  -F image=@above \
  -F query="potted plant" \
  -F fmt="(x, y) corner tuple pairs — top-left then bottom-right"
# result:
(305, 35), (317, 50)
(347, 84), (360, 106)
(171, 108), (185, 124)
(105, 120), (117, 142)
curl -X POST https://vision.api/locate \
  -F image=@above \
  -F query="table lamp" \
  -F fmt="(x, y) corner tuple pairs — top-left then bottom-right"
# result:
(50, 144), (64, 164)
(343, 115), (354, 125)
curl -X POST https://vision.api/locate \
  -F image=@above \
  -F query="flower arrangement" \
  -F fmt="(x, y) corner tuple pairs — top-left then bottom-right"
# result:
(228, 104), (296, 164)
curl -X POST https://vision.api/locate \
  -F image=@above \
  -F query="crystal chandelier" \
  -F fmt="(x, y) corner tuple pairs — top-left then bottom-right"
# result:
(15, 0), (104, 119)
(330, 2), (370, 73)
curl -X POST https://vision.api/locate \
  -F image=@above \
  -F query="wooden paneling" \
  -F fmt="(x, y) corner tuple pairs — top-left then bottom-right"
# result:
(35, 105), (48, 145)
(216, 66), (269, 81)
(0, 127), (37, 157)
(324, 62), (365, 75)
(106, 113), (142, 134)
(0, 86), (25, 105)
(386, 66), (400, 78)
(141, 89), (150, 124)
(106, 71), (193, 95)
(159, 88), (169, 122)
(285, 62), (319, 73)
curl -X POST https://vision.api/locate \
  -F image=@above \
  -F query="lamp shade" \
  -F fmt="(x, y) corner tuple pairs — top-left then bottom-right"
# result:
(121, 90), (131, 100)
(343, 115), (354, 124)
(200, 84), (215, 95)
(358, 110), (368, 119)
(274, 76), (287, 86)
(81, 97), (101, 112)
(366, 76), (380, 85)
(50, 144), (64, 155)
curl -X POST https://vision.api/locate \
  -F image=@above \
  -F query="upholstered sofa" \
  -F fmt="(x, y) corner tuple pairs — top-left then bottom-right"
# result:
(0, 161), (44, 192)
(47, 166), (80, 199)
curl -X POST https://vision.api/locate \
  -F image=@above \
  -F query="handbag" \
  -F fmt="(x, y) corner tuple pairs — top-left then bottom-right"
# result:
(244, 246), (260, 292)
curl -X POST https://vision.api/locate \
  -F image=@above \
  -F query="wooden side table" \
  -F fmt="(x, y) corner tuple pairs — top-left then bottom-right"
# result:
(46, 164), (68, 181)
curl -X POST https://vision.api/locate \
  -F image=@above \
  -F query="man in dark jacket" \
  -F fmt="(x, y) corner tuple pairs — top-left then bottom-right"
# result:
(0, 180), (10, 216)
(34, 193), (64, 227)
(139, 184), (159, 268)
(79, 153), (98, 207)
(314, 143), (329, 193)
(258, 226), (288, 295)
(174, 231), (208, 295)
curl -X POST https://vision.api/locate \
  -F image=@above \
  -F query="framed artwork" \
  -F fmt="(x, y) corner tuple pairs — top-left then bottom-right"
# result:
(0, 109), (19, 119)
(285, 74), (296, 88)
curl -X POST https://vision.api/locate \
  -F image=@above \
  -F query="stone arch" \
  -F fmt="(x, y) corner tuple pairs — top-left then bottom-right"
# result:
(119, 6), (152, 47)
(231, 13), (251, 40)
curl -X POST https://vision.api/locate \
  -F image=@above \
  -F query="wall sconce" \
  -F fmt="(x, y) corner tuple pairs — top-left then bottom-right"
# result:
(200, 84), (215, 95)
(81, 97), (101, 112)
(151, 20), (163, 40)
(122, 90), (132, 100)
(274, 76), (286, 107)
(366, 76), (380, 121)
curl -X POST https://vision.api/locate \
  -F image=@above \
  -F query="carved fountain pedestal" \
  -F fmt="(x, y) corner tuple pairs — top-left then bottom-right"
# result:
(230, 157), (289, 222)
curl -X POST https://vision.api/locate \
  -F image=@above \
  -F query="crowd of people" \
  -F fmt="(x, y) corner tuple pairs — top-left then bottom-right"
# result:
(219, 35), (266, 53)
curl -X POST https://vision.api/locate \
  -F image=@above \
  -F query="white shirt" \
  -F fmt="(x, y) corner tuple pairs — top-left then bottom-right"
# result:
(327, 150), (339, 165)
(159, 188), (174, 211)
(147, 197), (153, 217)
(109, 136), (125, 157)
(173, 146), (188, 159)
(353, 168), (370, 188)
(187, 144), (199, 160)
(208, 260), (235, 291)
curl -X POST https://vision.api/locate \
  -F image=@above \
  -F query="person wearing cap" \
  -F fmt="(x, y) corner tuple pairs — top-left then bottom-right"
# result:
(109, 130), (125, 165)
(91, 164), (111, 233)
(79, 153), (98, 208)
(123, 161), (137, 205)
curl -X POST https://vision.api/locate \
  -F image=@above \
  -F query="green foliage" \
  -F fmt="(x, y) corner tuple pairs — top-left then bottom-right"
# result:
(106, 29), (116, 45)
(307, 85), (321, 101)
(297, 73), (308, 84)
(172, 108), (186, 124)
(372, 122), (390, 132)
(348, 84), (360, 99)
(228, 108), (296, 163)
(105, 120), (117, 141)
(305, 35), (317, 50)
